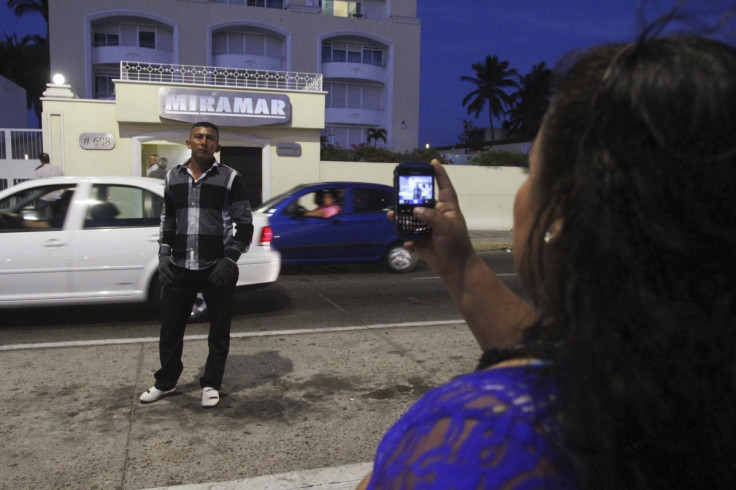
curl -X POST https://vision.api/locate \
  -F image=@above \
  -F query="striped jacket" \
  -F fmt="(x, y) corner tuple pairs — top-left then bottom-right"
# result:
(160, 159), (253, 270)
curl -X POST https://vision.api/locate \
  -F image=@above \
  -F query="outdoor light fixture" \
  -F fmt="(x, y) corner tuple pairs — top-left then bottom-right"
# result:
(425, 143), (430, 149)
(401, 120), (407, 129)
(44, 73), (78, 99)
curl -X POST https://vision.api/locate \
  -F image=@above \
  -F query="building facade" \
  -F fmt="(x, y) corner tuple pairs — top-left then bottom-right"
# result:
(48, 0), (420, 152)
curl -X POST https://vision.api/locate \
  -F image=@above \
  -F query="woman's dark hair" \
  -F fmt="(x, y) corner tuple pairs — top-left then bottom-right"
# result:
(520, 35), (736, 487)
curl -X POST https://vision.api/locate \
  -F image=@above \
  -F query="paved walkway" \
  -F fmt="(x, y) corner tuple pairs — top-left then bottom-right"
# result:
(149, 230), (513, 490)
(1, 230), (513, 490)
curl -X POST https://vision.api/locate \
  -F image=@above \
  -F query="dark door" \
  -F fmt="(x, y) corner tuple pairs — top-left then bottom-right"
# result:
(219, 147), (263, 207)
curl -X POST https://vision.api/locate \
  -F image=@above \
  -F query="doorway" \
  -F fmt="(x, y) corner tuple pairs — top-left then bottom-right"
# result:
(220, 147), (263, 207)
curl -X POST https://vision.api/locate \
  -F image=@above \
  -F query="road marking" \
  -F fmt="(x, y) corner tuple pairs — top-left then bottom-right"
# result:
(0, 319), (466, 352)
(413, 272), (517, 280)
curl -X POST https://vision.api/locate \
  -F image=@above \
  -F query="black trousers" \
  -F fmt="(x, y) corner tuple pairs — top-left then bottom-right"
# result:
(154, 264), (238, 391)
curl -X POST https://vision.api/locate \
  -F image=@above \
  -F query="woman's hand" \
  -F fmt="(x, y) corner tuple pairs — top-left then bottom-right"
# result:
(389, 159), (535, 350)
(390, 159), (475, 277)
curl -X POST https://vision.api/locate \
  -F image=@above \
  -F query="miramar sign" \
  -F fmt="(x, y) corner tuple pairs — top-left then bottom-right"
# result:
(158, 88), (291, 127)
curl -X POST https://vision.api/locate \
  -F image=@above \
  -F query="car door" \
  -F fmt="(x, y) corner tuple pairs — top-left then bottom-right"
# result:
(0, 183), (77, 304)
(69, 183), (163, 300)
(332, 185), (396, 261)
(272, 186), (349, 262)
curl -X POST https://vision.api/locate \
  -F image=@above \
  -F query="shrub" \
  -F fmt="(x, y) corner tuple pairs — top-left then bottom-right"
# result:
(321, 145), (448, 164)
(469, 150), (528, 167)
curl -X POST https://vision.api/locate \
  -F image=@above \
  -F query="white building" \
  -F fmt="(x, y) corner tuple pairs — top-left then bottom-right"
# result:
(49, 0), (419, 150)
(39, 0), (420, 203)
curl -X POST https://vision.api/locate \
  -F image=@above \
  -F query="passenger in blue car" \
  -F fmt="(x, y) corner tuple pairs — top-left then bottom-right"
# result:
(304, 189), (342, 218)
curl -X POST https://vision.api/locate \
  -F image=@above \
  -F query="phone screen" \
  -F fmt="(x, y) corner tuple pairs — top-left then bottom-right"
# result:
(393, 162), (435, 239)
(397, 175), (434, 206)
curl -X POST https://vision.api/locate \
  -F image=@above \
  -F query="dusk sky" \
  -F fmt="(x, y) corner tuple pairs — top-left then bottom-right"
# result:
(2, 1), (734, 147)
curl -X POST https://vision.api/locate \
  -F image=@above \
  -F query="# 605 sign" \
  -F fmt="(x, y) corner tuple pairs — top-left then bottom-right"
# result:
(159, 88), (291, 127)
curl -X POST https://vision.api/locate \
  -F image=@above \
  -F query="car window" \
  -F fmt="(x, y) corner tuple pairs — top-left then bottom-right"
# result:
(352, 187), (393, 213)
(84, 184), (163, 228)
(0, 184), (76, 231)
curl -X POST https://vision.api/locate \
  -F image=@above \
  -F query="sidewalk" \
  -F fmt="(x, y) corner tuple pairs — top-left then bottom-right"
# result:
(468, 229), (513, 251)
(148, 230), (514, 490)
(0, 230), (513, 490)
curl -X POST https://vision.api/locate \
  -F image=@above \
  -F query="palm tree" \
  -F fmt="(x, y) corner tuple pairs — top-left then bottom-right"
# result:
(5, 0), (49, 127)
(7, 0), (48, 27)
(366, 127), (387, 147)
(0, 33), (48, 126)
(505, 62), (553, 139)
(460, 55), (519, 142)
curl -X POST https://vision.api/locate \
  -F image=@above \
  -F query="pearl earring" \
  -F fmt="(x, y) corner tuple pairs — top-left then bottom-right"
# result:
(544, 231), (553, 243)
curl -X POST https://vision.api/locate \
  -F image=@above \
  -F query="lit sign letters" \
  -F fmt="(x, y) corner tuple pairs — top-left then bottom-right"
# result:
(158, 88), (291, 127)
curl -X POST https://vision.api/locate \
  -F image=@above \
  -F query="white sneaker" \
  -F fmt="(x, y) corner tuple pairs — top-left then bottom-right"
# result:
(140, 386), (175, 404)
(201, 387), (220, 408)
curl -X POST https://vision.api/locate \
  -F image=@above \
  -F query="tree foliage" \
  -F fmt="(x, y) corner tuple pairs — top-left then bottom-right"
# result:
(0, 33), (48, 126)
(7, 0), (48, 24)
(505, 62), (553, 139)
(321, 144), (447, 164)
(469, 150), (528, 167)
(461, 56), (553, 144)
(366, 127), (387, 147)
(2, 0), (49, 127)
(460, 55), (519, 142)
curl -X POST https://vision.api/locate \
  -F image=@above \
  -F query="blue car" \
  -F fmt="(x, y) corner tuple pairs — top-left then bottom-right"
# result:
(255, 182), (418, 272)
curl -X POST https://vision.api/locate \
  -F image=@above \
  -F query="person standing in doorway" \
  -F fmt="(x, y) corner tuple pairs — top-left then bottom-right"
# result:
(34, 152), (64, 215)
(140, 122), (254, 408)
(146, 154), (160, 176)
(148, 157), (168, 179)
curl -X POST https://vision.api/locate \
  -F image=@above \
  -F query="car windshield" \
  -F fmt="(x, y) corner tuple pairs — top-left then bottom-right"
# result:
(255, 186), (307, 212)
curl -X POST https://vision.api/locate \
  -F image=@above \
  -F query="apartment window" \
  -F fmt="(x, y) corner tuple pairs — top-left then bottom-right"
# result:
(325, 82), (382, 110)
(213, 31), (284, 59)
(325, 126), (367, 148)
(139, 31), (156, 49)
(363, 48), (382, 66)
(212, 0), (283, 7)
(248, 0), (283, 6)
(323, 42), (383, 67)
(93, 32), (119, 47)
(94, 70), (117, 99)
(323, 1), (361, 17)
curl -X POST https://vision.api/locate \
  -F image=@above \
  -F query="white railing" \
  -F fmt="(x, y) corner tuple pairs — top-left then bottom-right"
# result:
(0, 129), (43, 190)
(120, 61), (323, 92)
(0, 129), (43, 161)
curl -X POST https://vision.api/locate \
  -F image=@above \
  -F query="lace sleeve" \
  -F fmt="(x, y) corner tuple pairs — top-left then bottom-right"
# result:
(367, 367), (575, 489)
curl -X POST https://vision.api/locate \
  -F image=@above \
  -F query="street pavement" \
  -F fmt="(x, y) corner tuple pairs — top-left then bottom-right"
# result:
(0, 230), (512, 490)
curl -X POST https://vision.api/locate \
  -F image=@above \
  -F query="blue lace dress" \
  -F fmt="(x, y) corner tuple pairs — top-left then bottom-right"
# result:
(367, 364), (578, 489)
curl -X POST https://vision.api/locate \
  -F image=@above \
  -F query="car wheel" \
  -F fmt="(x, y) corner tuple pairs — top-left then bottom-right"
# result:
(384, 242), (418, 273)
(189, 293), (208, 323)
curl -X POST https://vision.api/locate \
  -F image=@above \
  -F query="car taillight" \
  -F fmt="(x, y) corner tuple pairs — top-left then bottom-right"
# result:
(259, 225), (274, 246)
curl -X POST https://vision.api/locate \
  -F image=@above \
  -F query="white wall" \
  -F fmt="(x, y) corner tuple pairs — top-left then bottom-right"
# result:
(319, 161), (524, 230)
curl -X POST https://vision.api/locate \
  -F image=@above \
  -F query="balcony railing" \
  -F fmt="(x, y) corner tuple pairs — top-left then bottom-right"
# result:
(120, 61), (323, 92)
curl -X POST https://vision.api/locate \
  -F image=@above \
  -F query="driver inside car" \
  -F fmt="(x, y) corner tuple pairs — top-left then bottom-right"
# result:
(304, 189), (342, 218)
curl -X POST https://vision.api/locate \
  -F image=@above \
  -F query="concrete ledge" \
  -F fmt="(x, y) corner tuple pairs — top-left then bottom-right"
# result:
(148, 462), (374, 490)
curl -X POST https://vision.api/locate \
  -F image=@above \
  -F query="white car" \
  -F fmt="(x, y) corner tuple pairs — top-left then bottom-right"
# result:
(0, 176), (280, 317)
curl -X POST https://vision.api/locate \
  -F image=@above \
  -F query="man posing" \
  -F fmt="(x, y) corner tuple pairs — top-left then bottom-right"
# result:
(140, 122), (253, 408)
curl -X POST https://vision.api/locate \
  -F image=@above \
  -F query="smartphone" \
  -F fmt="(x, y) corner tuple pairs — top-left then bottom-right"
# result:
(393, 162), (435, 240)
